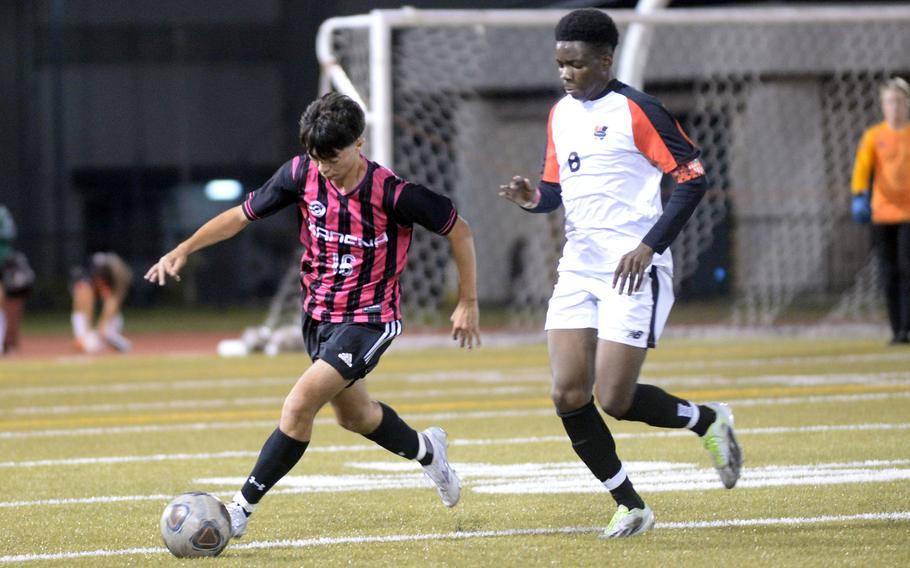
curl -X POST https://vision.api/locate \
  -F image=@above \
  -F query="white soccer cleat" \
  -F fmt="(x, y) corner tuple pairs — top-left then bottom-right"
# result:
(601, 504), (655, 538)
(103, 333), (132, 353)
(421, 427), (461, 507)
(702, 402), (743, 489)
(224, 501), (248, 539)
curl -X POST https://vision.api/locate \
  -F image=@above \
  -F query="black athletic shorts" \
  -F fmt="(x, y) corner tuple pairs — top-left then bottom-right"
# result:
(301, 314), (402, 382)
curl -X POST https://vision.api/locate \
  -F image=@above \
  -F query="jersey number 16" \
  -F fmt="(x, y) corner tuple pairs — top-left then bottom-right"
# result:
(331, 253), (356, 276)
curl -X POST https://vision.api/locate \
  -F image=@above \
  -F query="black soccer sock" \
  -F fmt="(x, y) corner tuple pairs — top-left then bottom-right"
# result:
(558, 399), (643, 509)
(620, 384), (717, 436)
(240, 428), (309, 505)
(690, 404), (716, 437)
(362, 401), (427, 462)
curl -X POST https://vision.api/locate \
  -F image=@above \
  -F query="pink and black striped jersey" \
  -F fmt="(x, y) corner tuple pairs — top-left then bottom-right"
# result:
(242, 155), (458, 323)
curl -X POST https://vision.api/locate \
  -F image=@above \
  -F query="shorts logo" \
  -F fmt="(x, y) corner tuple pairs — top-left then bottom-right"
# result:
(338, 352), (353, 367)
(626, 330), (644, 340)
(309, 201), (327, 218)
(594, 125), (608, 139)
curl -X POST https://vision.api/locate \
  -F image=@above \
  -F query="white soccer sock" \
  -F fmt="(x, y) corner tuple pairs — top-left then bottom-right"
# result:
(232, 491), (256, 515)
(684, 401), (700, 430)
(71, 312), (88, 338)
(602, 466), (628, 491)
(415, 431), (428, 461)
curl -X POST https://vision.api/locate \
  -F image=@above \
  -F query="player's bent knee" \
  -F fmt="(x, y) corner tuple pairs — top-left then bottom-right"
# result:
(334, 408), (372, 433)
(550, 387), (591, 414)
(280, 394), (318, 428)
(596, 391), (633, 419)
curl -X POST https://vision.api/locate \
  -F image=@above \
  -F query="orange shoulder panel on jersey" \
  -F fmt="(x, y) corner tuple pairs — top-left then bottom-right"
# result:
(628, 99), (678, 174)
(541, 104), (560, 183)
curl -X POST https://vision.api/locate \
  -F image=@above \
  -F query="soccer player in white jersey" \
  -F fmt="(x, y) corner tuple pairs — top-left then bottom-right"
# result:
(499, 8), (742, 538)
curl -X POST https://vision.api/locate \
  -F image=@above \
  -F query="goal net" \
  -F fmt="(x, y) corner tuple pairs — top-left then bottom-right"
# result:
(248, 6), (910, 351)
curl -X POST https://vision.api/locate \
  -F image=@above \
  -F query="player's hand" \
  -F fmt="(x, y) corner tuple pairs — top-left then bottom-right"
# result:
(498, 176), (536, 208)
(612, 243), (654, 296)
(450, 298), (481, 350)
(144, 249), (187, 286)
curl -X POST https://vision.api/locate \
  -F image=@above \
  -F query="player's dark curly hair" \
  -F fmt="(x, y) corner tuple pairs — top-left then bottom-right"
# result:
(298, 93), (365, 159)
(555, 8), (619, 52)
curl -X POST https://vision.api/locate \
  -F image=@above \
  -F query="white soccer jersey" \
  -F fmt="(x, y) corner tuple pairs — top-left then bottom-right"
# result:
(541, 80), (703, 276)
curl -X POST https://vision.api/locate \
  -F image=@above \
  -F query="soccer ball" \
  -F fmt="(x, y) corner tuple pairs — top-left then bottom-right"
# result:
(159, 492), (232, 558)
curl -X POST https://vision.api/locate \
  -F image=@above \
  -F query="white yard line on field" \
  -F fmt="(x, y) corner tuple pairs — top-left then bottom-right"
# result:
(6, 350), (910, 398)
(2, 422), (908, 472)
(7, 386), (538, 416)
(4, 371), (910, 422)
(3, 391), (910, 439)
(0, 376), (295, 398)
(644, 372), (910, 387)
(0, 408), (557, 440)
(644, 351), (910, 371)
(7, 372), (910, 417)
(1, 512), (907, 563)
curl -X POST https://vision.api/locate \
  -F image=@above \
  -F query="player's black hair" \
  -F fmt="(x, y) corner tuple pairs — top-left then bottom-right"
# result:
(298, 93), (366, 160)
(554, 8), (619, 52)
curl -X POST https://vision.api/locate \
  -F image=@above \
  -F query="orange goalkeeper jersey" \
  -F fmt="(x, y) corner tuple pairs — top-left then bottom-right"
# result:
(851, 121), (910, 224)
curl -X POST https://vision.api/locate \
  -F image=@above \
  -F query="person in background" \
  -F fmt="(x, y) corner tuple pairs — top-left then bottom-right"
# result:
(851, 76), (910, 345)
(0, 205), (35, 355)
(70, 252), (133, 353)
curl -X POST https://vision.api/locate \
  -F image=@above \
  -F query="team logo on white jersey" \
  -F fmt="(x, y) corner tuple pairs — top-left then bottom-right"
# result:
(309, 201), (327, 217)
(338, 352), (353, 367)
(593, 125), (608, 139)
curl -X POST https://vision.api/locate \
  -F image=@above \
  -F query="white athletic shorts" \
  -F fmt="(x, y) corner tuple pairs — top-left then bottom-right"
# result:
(544, 266), (674, 348)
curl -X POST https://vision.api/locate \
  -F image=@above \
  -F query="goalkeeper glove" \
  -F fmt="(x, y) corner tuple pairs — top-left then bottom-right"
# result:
(851, 192), (871, 224)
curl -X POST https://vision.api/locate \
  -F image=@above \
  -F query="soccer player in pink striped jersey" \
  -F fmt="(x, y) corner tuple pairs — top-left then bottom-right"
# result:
(146, 93), (480, 539)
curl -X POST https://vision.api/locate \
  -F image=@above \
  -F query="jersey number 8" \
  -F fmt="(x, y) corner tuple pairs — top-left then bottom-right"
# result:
(568, 152), (581, 172)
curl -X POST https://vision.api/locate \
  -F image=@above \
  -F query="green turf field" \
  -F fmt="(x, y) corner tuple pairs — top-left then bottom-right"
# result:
(1, 337), (909, 566)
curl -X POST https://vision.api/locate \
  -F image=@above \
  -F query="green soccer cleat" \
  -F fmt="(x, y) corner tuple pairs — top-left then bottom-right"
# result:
(702, 402), (743, 489)
(601, 504), (655, 538)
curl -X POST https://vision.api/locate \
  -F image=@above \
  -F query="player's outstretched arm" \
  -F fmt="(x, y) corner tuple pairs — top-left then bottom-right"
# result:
(145, 206), (250, 286)
(446, 216), (481, 350)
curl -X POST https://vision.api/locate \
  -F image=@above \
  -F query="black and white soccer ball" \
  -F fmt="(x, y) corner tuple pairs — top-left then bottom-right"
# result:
(159, 492), (232, 558)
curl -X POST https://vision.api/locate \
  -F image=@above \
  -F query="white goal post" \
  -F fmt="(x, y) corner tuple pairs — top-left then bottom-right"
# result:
(255, 5), (910, 340)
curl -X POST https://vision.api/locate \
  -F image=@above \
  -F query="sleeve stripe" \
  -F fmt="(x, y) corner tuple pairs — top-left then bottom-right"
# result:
(438, 208), (458, 235)
(242, 194), (260, 221)
(628, 99), (678, 173)
(291, 156), (301, 180)
(541, 104), (560, 183)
